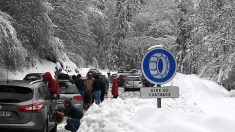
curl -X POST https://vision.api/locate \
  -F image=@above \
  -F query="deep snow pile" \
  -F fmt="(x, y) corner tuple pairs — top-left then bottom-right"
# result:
(0, 59), (56, 80)
(76, 73), (235, 132)
(1, 59), (84, 80)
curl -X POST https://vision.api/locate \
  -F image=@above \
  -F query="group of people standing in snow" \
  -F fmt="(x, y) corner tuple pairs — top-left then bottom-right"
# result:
(72, 72), (119, 109)
(41, 70), (119, 132)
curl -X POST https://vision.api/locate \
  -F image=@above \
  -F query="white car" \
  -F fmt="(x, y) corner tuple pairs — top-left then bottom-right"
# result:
(124, 76), (143, 92)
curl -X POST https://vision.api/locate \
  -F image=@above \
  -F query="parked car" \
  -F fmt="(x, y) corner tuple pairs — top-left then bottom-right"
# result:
(124, 75), (143, 92)
(118, 70), (131, 74)
(57, 73), (70, 80)
(87, 69), (101, 77)
(57, 79), (83, 112)
(117, 75), (127, 87)
(0, 80), (57, 132)
(130, 69), (141, 74)
(141, 76), (155, 87)
(23, 73), (43, 81)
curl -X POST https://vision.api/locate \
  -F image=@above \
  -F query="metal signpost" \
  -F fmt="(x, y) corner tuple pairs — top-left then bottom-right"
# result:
(141, 47), (179, 108)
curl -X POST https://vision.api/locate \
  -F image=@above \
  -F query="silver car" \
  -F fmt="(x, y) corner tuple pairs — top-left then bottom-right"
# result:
(57, 80), (83, 112)
(0, 80), (57, 132)
(124, 76), (143, 92)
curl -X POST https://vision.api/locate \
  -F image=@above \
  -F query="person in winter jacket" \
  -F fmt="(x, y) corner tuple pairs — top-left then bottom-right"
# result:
(43, 72), (60, 96)
(85, 73), (94, 107)
(99, 75), (109, 102)
(56, 99), (83, 132)
(111, 76), (118, 98)
(72, 74), (85, 105)
(92, 74), (104, 105)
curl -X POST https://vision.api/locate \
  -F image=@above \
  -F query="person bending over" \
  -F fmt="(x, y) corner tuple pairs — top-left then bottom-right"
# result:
(56, 99), (83, 132)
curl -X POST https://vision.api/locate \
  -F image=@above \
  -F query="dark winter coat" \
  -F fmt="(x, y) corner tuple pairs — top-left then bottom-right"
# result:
(103, 78), (109, 93)
(43, 72), (60, 94)
(92, 77), (105, 92)
(72, 77), (85, 92)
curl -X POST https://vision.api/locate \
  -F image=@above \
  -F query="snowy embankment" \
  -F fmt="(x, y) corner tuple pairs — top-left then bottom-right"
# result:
(78, 73), (235, 132)
(1, 59), (107, 80)
(0, 59), (56, 80)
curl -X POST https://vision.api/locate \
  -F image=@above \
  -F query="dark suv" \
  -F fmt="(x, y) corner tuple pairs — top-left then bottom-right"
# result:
(87, 69), (101, 77)
(0, 80), (58, 132)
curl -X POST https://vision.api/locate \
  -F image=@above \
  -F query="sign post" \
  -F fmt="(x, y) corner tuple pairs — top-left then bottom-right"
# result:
(157, 84), (161, 108)
(141, 47), (179, 108)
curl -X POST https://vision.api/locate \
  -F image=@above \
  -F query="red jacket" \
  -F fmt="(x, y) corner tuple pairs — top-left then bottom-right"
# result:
(43, 72), (60, 94)
(112, 78), (118, 97)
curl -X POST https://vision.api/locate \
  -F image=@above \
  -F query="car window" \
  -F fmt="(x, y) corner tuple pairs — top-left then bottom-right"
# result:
(23, 75), (41, 81)
(59, 82), (78, 94)
(127, 77), (140, 81)
(0, 86), (33, 103)
(38, 85), (49, 99)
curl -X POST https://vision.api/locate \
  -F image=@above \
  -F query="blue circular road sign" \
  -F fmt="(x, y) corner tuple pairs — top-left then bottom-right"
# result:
(141, 48), (177, 84)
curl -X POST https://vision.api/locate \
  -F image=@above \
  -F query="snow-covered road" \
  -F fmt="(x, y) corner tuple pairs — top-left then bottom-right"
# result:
(58, 73), (235, 132)
(6, 59), (234, 132)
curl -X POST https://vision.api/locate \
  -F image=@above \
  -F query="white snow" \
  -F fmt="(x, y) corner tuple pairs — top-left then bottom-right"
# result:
(72, 73), (235, 132)
(0, 59), (85, 80)
(0, 59), (56, 80)
(2, 60), (235, 132)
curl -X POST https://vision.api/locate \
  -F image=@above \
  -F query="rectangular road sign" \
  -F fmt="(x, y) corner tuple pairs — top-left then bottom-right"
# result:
(140, 86), (179, 98)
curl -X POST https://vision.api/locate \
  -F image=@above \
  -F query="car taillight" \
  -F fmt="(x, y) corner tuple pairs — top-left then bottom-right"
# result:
(17, 102), (44, 112)
(73, 96), (83, 101)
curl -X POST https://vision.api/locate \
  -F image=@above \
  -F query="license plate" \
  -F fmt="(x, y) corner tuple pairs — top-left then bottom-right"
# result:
(0, 111), (12, 118)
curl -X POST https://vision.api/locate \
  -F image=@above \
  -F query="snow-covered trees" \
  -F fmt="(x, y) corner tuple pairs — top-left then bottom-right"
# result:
(175, 0), (235, 90)
(0, 0), (65, 65)
(1, 0), (235, 90)
(49, 0), (107, 68)
(0, 11), (27, 70)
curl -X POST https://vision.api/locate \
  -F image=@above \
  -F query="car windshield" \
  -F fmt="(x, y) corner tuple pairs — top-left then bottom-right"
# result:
(0, 86), (33, 103)
(59, 81), (78, 94)
(127, 77), (140, 81)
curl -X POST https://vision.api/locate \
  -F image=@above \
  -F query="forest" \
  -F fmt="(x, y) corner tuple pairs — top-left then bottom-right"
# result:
(0, 0), (235, 90)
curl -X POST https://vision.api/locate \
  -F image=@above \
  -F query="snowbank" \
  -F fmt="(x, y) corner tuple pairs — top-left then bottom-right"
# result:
(0, 59), (56, 80)
(1, 59), (81, 80)
(77, 73), (235, 132)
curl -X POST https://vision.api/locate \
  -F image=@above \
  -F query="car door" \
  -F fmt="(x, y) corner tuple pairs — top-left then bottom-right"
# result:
(38, 84), (57, 123)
